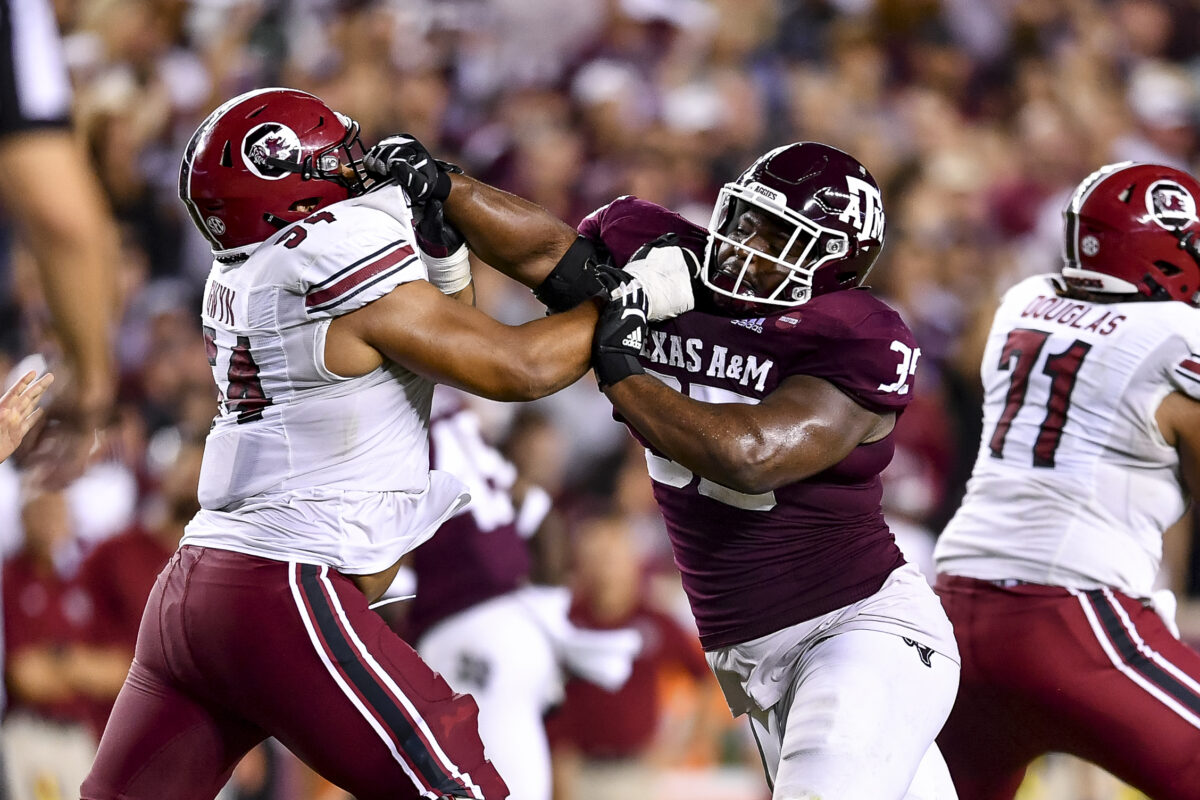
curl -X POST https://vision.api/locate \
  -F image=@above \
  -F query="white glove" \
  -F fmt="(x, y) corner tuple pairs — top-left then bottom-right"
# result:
(623, 244), (697, 321)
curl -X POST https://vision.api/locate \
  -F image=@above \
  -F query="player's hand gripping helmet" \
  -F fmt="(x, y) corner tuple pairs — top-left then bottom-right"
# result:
(702, 142), (885, 310)
(179, 87), (368, 262)
(1062, 161), (1200, 307)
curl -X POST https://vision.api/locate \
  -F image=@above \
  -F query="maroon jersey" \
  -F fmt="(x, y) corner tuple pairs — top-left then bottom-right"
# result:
(546, 600), (709, 757)
(580, 198), (915, 650)
(75, 526), (176, 734)
(405, 394), (531, 643)
(77, 526), (175, 648)
(2, 554), (96, 723)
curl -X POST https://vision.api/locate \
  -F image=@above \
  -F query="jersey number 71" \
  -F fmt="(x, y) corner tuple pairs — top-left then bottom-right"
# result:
(989, 328), (1090, 468)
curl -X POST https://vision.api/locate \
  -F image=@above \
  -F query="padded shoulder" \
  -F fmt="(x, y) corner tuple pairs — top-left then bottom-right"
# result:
(268, 187), (427, 318)
(779, 290), (920, 414)
(578, 196), (709, 267)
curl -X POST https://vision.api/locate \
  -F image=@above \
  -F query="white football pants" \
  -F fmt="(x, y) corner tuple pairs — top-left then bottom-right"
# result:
(748, 628), (959, 800)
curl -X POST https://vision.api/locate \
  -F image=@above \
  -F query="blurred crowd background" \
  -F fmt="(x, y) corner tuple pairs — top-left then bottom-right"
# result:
(2, 0), (1199, 798)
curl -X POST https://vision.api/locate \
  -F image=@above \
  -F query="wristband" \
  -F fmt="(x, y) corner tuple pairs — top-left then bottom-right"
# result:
(424, 245), (472, 294)
(595, 352), (645, 388)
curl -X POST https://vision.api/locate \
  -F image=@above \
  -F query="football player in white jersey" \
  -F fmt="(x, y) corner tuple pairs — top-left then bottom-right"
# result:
(81, 88), (689, 800)
(933, 162), (1200, 800)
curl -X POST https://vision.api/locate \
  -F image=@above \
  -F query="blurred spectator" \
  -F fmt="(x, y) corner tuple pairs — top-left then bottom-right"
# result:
(74, 437), (204, 736)
(1111, 60), (1198, 169)
(548, 511), (721, 800)
(0, 370), (53, 464)
(1, 482), (98, 800)
(383, 389), (641, 800)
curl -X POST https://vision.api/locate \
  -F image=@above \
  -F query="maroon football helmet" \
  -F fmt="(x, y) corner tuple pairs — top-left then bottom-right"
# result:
(179, 88), (368, 262)
(1062, 161), (1200, 306)
(702, 142), (886, 309)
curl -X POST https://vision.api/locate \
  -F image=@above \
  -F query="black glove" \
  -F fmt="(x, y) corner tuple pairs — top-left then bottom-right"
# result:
(362, 134), (462, 206)
(593, 268), (648, 388)
(413, 200), (465, 260)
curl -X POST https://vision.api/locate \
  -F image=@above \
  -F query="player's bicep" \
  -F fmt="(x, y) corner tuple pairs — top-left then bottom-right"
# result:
(332, 281), (509, 382)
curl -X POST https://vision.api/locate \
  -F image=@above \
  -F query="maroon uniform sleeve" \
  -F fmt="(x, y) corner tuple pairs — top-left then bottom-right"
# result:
(782, 290), (919, 415)
(578, 196), (709, 268)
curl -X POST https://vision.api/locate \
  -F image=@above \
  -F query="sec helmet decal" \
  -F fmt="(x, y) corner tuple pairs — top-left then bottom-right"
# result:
(242, 123), (302, 180)
(1145, 180), (1198, 230)
(205, 216), (226, 235)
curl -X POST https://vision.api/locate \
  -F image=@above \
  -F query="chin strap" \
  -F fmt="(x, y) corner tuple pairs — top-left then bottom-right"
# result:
(263, 212), (290, 230)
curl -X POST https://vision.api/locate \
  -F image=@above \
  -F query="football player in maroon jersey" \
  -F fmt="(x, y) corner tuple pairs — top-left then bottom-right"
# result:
(371, 139), (962, 799)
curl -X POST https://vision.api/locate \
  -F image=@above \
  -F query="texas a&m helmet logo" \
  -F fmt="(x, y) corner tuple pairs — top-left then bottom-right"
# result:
(1146, 179), (1198, 230)
(242, 123), (302, 180)
(837, 176), (885, 241)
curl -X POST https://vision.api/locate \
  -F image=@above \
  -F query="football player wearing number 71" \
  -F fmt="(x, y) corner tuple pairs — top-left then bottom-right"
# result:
(933, 162), (1200, 800)
(382, 138), (964, 800)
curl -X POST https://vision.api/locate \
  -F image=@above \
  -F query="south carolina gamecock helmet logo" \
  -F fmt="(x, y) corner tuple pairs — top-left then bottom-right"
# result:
(242, 123), (302, 180)
(1146, 180), (1198, 230)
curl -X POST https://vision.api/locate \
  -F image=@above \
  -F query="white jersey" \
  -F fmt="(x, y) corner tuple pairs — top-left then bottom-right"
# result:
(183, 185), (469, 574)
(935, 274), (1200, 596)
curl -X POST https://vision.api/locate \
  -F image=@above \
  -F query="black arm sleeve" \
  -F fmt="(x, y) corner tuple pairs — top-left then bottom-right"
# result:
(532, 236), (611, 312)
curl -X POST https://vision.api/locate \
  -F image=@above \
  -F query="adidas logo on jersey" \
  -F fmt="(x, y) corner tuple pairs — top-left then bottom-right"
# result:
(731, 317), (765, 333)
(622, 328), (644, 351)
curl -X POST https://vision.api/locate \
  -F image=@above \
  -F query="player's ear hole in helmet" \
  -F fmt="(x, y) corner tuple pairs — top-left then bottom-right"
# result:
(1061, 161), (1200, 307)
(702, 142), (886, 313)
(179, 88), (369, 263)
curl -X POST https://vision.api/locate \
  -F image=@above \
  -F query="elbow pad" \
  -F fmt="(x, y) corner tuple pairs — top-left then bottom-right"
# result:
(532, 236), (609, 313)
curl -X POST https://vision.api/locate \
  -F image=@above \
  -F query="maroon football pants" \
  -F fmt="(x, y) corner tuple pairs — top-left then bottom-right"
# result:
(934, 574), (1200, 800)
(81, 546), (508, 800)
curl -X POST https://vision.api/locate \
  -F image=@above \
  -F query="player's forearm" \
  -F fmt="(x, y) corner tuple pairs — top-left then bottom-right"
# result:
(491, 301), (600, 400)
(431, 300), (601, 402)
(604, 377), (783, 494)
(443, 174), (578, 288)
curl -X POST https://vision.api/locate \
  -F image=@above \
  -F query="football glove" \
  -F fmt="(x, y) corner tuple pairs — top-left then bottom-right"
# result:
(593, 268), (648, 388)
(416, 201), (471, 294)
(624, 233), (698, 321)
(362, 134), (462, 206)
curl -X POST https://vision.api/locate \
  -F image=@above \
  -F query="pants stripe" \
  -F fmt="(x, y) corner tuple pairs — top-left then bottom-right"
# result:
(309, 566), (485, 799)
(1074, 588), (1200, 730)
(290, 563), (482, 798)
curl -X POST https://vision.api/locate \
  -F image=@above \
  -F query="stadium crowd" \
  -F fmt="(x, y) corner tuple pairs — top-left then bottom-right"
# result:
(1, 0), (1199, 798)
